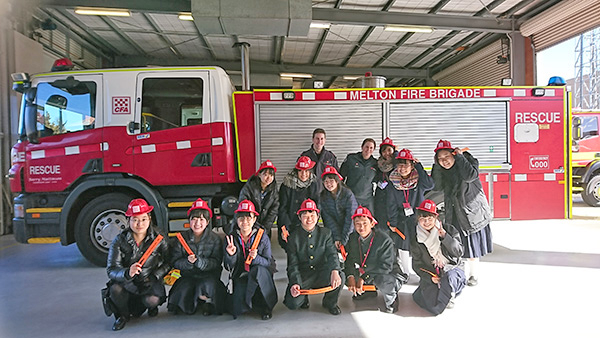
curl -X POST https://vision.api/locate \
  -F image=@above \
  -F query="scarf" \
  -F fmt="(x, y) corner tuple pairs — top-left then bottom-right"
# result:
(377, 156), (394, 173)
(416, 220), (449, 269)
(283, 170), (315, 189)
(389, 167), (419, 190)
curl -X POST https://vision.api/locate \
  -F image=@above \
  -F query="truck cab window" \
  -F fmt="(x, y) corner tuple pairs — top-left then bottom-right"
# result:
(35, 81), (96, 137)
(141, 77), (204, 133)
(581, 116), (598, 139)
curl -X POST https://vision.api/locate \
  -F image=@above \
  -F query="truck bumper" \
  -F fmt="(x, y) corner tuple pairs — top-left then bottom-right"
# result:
(12, 194), (62, 244)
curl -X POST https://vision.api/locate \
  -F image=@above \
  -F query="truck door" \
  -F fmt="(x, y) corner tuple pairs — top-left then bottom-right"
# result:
(24, 74), (103, 192)
(132, 71), (213, 185)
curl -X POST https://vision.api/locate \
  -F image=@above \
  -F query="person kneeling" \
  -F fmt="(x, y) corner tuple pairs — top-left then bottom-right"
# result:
(345, 206), (406, 313)
(167, 198), (226, 315)
(223, 200), (278, 320)
(411, 199), (466, 315)
(284, 199), (344, 315)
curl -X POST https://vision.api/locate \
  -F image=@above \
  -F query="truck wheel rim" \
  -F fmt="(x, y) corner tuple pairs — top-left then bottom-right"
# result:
(90, 209), (128, 251)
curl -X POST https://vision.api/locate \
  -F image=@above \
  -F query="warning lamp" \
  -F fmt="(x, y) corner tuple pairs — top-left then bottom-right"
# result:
(51, 58), (74, 72)
(532, 88), (545, 97)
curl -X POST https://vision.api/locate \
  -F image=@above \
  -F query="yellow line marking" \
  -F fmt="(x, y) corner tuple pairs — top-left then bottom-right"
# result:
(0, 243), (20, 251)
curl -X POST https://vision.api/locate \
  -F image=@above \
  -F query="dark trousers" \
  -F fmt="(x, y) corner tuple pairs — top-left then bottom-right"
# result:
(284, 270), (345, 310)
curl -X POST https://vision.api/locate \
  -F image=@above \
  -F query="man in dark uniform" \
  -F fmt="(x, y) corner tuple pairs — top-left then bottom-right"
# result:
(284, 199), (344, 315)
(339, 138), (378, 211)
(300, 128), (338, 189)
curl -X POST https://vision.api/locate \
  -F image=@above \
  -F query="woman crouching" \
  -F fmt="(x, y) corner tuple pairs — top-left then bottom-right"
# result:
(106, 199), (169, 331)
(411, 199), (466, 315)
(167, 198), (226, 315)
(223, 200), (278, 320)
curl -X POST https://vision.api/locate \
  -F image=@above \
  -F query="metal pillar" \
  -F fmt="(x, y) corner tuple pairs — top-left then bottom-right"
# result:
(234, 42), (251, 91)
(574, 27), (600, 110)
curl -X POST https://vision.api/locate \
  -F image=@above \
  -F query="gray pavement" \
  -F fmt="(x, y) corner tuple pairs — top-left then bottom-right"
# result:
(1, 196), (599, 338)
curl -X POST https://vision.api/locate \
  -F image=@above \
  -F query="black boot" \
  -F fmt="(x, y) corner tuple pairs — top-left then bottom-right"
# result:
(112, 316), (128, 331)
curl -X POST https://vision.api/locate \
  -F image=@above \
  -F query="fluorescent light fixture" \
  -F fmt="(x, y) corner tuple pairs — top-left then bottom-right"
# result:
(178, 13), (194, 21)
(310, 22), (331, 29)
(75, 8), (131, 17)
(343, 76), (360, 80)
(384, 24), (433, 33)
(280, 73), (312, 79)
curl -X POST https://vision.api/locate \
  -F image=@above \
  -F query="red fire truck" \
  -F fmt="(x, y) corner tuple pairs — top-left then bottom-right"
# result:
(572, 110), (600, 206)
(9, 63), (570, 266)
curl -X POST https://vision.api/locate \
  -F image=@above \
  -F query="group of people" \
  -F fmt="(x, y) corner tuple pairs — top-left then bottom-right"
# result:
(102, 128), (493, 330)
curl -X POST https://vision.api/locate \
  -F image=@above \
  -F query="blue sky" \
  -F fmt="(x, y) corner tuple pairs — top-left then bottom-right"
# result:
(536, 37), (578, 86)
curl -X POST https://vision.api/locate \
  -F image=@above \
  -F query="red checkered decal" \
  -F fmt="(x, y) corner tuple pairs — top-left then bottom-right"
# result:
(112, 96), (130, 114)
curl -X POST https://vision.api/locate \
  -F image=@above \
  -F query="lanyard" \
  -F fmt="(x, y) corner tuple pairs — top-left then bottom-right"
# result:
(403, 189), (410, 203)
(359, 235), (375, 270)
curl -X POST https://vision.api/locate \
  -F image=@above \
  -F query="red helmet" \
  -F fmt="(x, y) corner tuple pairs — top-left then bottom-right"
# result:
(351, 205), (377, 224)
(257, 160), (276, 175)
(235, 199), (259, 215)
(416, 199), (438, 215)
(297, 198), (320, 214)
(295, 156), (316, 170)
(187, 197), (213, 218)
(379, 137), (395, 149)
(434, 139), (453, 153)
(396, 148), (415, 161)
(125, 198), (154, 217)
(321, 165), (343, 180)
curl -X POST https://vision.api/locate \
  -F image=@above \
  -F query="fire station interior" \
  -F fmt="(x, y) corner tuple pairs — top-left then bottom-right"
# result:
(1, 1), (600, 337)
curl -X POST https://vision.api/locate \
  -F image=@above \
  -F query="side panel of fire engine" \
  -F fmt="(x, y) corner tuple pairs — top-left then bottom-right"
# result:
(509, 88), (568, 220)
(232, 92), (257, 182)
(24, 74), (104, 192)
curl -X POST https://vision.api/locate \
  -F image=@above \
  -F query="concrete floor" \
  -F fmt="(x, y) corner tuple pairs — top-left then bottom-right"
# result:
(1, 196), (599, 338)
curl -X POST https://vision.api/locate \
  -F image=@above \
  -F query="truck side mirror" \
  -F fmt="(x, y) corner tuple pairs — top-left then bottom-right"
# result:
(572, 116), (583, 141)
(23, 88), (40, 144)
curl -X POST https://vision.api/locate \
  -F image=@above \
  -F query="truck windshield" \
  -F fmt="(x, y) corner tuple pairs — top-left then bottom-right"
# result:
(35, 81), (96, 137)
(579, 116), (598, 139)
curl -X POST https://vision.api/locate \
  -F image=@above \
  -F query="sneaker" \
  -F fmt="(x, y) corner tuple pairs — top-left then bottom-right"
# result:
(467, 276), (478, 287)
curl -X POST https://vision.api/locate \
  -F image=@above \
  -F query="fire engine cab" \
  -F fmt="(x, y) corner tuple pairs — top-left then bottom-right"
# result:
(9, 60), (571, 266)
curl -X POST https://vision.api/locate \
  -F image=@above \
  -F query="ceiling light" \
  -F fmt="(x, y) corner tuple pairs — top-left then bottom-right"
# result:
(178, 13), (194, 21)
(310, 22), (331, 29)
(280, 73), (313, 79)
(75, 8), (131, 17)
(384, 24), (433, 33)
(343, 76), (360, 80)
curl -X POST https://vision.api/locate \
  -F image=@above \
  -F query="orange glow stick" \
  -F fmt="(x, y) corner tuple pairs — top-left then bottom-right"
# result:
(137, 234), (163, 266)
(244, 228), (265, 266)
(452, 147), (470, 155)
(387, 222), (406, 240)
(281, 225), (290, 242)
(339, 245), (348, 261)
(362, 284), (377, 292)
(176, 233), (194, 256)
(419, 267), (438, 278)
(298, 286), (334, 295)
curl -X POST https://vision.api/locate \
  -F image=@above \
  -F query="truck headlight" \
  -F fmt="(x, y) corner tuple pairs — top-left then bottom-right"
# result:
(14, 204), (24, 218)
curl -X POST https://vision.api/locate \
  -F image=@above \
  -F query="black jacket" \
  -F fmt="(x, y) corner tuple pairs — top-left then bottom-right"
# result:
(286, 226), (341, 287)
(300, 146), (338, 185)
(320, 185), (358, 245)
(223, 227), (272, 280)
(339, 151), (377, 205)
(344, 229), (403, 282)
(170, 228), (223, 279)
(278, 172), (320, 232)
(432, 152), (491, 235)
(410, 223), (464, 283)
(238, 175), (279, 229)
(107, 226), (170, 284)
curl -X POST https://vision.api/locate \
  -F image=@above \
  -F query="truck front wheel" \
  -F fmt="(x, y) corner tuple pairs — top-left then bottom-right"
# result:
(582, 175), (600, 207)
(74, 193), (132, 266)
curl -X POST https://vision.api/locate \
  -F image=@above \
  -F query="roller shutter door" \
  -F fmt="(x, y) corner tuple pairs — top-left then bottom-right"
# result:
(257, 102), (383, 183)
(520, 0), (600, 50)
(388, 100), (509, 168)
(433, 42), (509, 87)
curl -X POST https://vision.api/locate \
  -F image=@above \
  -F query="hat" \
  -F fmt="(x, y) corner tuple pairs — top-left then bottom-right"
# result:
(379, 137), (395, 149)
(321, 165), (343, 181)
(396, 148), (415, 161)
(434, 139), (453, 153)
(257, 160), (276, 175)
(351, 206), (377, 224)
(235, 199), (259, 216)
(295, 156), (316, 170)
(416, 199), (438, 215)
(125, 198), (154, 217)
(187, 197), (213, 218)
(297, 198), (320, 214)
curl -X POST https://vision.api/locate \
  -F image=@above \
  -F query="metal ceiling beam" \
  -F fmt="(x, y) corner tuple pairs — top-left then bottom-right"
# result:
(141, 13), (181, 58)
(312, 8), (517, 33)
(99, 16), (147, 55)
(40, 0), (191, 13)
(421, 31), (482, 68)
(310, 0), (343, 65)
(430, 33), (500, 74)
(111, 57), (429, 78)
